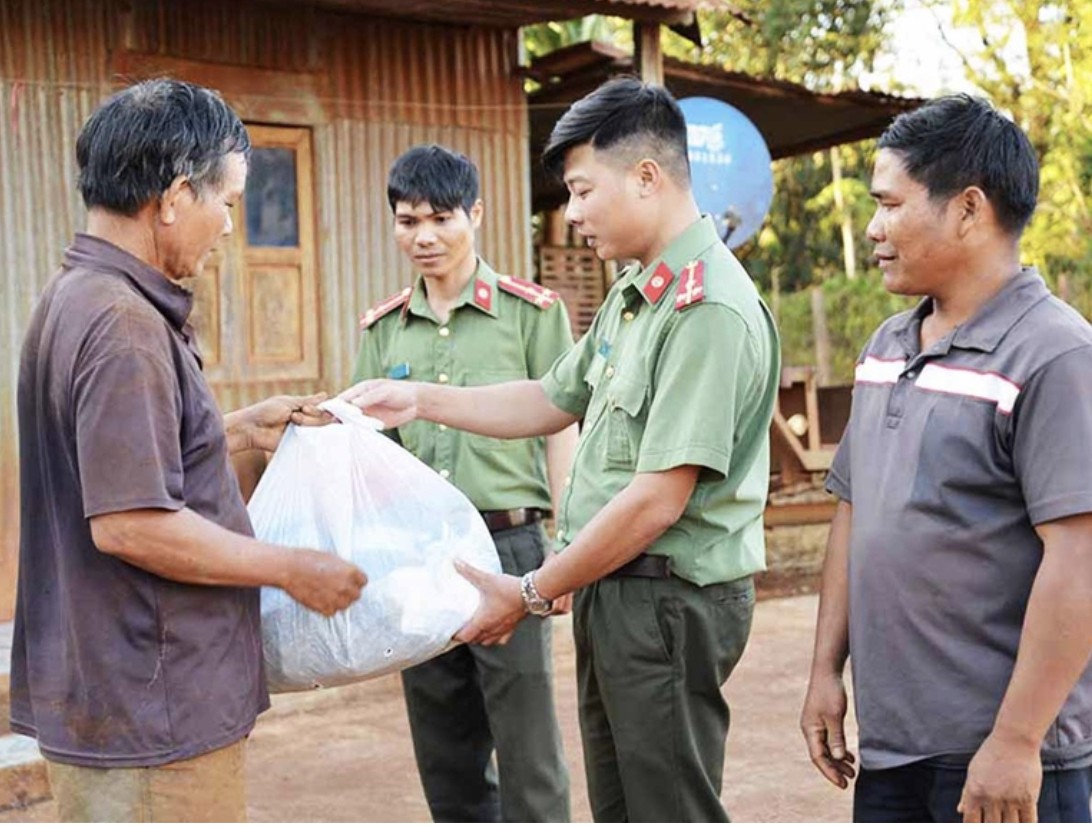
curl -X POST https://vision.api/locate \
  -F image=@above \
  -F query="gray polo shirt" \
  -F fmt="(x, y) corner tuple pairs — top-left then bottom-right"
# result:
(828, 267), (1092, 771)
(12, 234), (268, 768)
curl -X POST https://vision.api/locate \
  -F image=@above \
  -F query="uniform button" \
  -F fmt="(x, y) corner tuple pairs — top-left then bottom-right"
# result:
(564, 475), (571, 487)
(906, 370), (917, 379)
(439, 469), (450, 479)
(438, 326), (450, 337)
(557, 530), (565, 541)
(605, 366), (615, 378)
(623, 311), (635, 322)
(438, 424), (448, 431)
(438, 373), (449, 383)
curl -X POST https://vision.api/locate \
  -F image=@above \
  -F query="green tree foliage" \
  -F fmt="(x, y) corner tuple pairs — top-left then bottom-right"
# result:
(739, 143), (878, 295)
(777, 277), (916, 379)
(927, 1), (1092, 316)
(523, 16), (630, 61)
(523, 4), (1091, 382)
(673, 0), (895, 90)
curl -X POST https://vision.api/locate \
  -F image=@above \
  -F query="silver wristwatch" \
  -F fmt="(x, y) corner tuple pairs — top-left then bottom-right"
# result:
(520, 571), (553, 617)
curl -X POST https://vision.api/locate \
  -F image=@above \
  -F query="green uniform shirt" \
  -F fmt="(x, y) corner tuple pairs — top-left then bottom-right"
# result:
(541, 215), (781, 586)
(353, 258), (574, 512)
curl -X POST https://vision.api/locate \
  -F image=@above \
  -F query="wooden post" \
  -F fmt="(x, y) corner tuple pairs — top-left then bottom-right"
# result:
(811, 286), (833, 386)
(634, 22), (664, 85)
(804, 370), (822, 452)
(545, 209), (568, 247)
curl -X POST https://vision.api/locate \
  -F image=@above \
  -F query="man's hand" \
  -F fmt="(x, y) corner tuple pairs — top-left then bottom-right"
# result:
(549, 591), (573, 616)
(801, 672), (856, 789)
(957, 731), (1041, 822)
(453, 560), (526, 646)
(339, 379), (420, 429)
(282, 549), (367, 617)
(238, 393), (334, 453)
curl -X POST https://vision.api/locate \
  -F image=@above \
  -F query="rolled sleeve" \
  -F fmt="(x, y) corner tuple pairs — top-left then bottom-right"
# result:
(635, 304), (755, 478)
(1012, 345), (1092, 525)
(541, 326), (595, 418)
(74, 345), (185, 517)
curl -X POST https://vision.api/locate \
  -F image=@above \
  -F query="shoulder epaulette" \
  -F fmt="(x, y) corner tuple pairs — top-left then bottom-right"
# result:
(359, 287), (412, 330)
(496, 275), (560, 309)
(674, 260), (706, 311)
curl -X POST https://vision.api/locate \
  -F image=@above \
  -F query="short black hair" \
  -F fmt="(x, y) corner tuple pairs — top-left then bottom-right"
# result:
(76, 79), (250, 216)
(387, 144), (479, 214)
(542, 76), (690, 185)
(878, 94), (1039, 235)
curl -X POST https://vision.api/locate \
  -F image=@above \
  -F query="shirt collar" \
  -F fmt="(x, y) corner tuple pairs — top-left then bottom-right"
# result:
(951, 267), (1049, 351)
(403, 257), (499, 324)
(622, 215), (720, 306)
(891, 267), (1049, 355)
(63, 233), (194, 331)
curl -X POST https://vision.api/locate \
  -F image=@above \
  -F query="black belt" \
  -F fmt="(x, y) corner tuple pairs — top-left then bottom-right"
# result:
(608, 553), (673, 579)
(479, 507), (547, 534)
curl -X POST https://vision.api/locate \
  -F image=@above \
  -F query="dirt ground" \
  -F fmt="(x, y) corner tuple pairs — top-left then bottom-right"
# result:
(7, 593), (858, 823)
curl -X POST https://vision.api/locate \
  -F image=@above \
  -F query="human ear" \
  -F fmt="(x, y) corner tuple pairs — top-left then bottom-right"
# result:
(956, 186), (988, 234)
(159, 175), (189, 226)
(636, 158), (662, 196)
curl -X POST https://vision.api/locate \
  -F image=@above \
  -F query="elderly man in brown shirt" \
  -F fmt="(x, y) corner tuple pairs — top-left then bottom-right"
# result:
(11, 79), (366, 822)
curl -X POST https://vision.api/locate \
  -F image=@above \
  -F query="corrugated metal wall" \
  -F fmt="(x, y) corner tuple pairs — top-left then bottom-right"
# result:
(0, 0), (531, 620)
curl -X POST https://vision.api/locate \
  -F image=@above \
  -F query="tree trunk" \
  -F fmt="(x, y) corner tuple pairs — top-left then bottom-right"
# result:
(634, 22), (664, 85)
(830, 147), (857, 281)
(811, 286), (833, 386)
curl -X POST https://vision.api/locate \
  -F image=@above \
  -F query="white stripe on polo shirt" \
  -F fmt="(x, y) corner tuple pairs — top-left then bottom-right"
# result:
(914, 363), (1021, 414)
(854, 356), (906, 385)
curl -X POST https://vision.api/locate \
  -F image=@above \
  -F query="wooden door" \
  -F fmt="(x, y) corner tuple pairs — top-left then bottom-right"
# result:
(191, 125), (320, 384)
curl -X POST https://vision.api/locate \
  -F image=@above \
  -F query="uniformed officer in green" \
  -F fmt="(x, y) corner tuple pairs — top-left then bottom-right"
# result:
(352, 145), (576, 822)
(342, 82), (781, 822)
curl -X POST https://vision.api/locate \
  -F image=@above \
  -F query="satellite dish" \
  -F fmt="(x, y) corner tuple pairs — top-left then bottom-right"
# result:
(678, 97), (774, 249)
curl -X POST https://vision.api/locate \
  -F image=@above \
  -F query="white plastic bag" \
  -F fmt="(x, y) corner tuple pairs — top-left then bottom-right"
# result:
(250, 398), (500, 692)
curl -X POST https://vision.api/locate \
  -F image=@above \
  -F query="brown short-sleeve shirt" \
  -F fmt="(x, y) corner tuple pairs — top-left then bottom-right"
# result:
(11, 234), (269, 768)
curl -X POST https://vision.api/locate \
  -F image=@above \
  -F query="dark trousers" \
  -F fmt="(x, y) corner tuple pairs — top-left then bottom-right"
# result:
(401, 523), (570, 822)
(573, 572), (755, 822)
(854, 762), (1092, 823)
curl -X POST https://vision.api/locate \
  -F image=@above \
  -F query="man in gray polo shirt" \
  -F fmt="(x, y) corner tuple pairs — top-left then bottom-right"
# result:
(801, 94), (1092, 822)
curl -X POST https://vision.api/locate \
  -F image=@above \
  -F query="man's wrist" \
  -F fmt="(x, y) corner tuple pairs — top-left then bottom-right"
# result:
(808, 656), (848, 683)
(415, 382), (438, 423)
(223, 408), (256, 454)
(988, 719), (1044, 753)
(520, 570), (553, 616)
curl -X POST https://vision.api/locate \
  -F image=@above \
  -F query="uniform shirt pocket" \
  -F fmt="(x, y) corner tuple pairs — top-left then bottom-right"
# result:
(605, 376), (648, 470)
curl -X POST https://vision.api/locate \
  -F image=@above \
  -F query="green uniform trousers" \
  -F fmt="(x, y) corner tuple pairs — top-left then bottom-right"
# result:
(401, 522), (571, 822)
(573, 572), (755, 822)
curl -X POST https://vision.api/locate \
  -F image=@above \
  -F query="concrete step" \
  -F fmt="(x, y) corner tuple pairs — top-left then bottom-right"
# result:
(0, 734), (49, 813)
